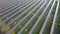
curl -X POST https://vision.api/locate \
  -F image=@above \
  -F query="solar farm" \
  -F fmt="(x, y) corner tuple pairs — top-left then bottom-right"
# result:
(0, 0), (60, 34)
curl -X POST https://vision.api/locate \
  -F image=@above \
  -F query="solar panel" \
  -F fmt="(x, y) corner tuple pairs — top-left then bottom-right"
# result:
(0, 0), (60, 34)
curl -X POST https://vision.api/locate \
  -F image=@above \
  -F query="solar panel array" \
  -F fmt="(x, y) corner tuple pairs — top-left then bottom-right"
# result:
(0, 0), (60, 34)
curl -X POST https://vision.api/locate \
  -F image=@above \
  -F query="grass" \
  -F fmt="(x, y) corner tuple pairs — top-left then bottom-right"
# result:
(12, 15), (32, 34)
(55, 4), (60, 34)
(22, 16), (38, 34)
(32, 15), (46, 34)
(0, 20), (2, 23)
(22, 22), (34, 34)
(43, 19), (52, 34)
